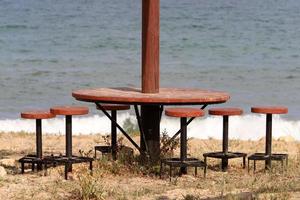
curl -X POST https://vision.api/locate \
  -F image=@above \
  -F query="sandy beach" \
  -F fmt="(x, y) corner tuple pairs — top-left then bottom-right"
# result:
(0, 131), (299, 200)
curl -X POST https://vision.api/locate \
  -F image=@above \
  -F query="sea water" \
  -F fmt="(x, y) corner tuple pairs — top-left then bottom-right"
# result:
(0, 0), (299, 139)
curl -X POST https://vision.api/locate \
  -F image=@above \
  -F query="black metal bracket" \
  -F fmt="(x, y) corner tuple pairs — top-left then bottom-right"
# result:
(160, 104), (208, 151)
(95, 102), (141, 153)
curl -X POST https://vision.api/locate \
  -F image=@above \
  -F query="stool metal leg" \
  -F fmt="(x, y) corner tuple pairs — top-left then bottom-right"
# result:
(36, 119), (43, 171)
(89, 161), (93, 170)
(32, 163), (35, 171)
(66, 115), (72, 173)
(169, 165), (172, 182)
(281, 159), (284, 172)
(44, 162), (48, 176)
(65, 162), (69, 180)
(265, 114), (272, 170)
(21, 162), (25, 174)
(159, 160), (163, 179)
(180, 117), (187, 174)
(248, 159), (250, 173)
(222, 116), (229, 171)
(204, 156), (207, 177)
(90, 161), (93, 176)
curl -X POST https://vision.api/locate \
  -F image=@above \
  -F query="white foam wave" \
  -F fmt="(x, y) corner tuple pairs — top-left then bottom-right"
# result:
(0, 113), (299, 141)
(161, 115), (300, 140)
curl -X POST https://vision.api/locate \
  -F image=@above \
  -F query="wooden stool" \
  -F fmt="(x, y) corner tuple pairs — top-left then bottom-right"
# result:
(19, 110), (56, 173)
(160, 108), (206, 180)
(203, 108), (247, 172)
(94, 104), (130, 160)
(49, 106), (93, 179)
(248, 106), (288, 172)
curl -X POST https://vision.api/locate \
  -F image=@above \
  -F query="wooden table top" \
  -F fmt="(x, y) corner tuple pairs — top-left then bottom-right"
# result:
(72, 87), (230, 105)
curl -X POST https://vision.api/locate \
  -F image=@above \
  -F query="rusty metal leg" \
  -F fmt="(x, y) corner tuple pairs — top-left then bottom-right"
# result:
(111, 110), (117, 160)
(66, 115), (72, 172)
(248, 159), (250, 173)
(94, 147), (97, 159)
(44, 162), (48, 176)
(180, 117), (187, 174)
(36, 119), (43, 171)
(89, 161), (93, 171)
(141, 105), (161, 163)
(204, 156), (207, 177)
(32, 163), (35, 171)
(169, 165), (172, 182)
(195, 167), (197, 176)
(65, 162), (69, 180)
(222, 159), (228, 171)
(21, 162), (25, 174)
(254, 160), (256, 172)
(90, 161), (93, 176)
(159, 161), (163, 179)
(265, 114), (272, 170)
(221, 116), (229, 171)
(243, 156), (246, 169)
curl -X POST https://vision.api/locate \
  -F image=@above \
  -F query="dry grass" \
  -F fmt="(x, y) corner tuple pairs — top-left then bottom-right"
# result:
(0, 132), (299, 199)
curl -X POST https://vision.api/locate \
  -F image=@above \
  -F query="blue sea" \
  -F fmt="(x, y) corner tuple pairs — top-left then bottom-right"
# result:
(0, 0), (299, 139)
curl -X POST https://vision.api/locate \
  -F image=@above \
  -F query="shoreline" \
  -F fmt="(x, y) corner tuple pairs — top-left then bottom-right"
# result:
(0, 114), (299, 141)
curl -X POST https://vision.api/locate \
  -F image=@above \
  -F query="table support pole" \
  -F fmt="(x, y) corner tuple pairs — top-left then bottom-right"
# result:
(141, 105), (161, 162)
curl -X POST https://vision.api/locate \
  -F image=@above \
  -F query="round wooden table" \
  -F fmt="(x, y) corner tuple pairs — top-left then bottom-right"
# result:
(72, 87), (230, 161)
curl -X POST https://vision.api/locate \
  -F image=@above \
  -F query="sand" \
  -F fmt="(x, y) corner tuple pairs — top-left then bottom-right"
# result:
(0, 132), (299, 200)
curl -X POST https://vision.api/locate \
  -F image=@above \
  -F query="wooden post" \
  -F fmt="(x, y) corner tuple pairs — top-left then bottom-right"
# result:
(140, 0), (161, 162)
(142, 0), (160, 93)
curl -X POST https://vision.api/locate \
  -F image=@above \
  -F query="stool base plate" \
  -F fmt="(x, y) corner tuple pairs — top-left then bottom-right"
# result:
(248, 153), (288, 172)
(160, 158), (206, 181)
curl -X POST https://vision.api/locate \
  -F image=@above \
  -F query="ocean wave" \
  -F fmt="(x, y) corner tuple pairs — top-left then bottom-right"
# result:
(0, 113), (298, 141)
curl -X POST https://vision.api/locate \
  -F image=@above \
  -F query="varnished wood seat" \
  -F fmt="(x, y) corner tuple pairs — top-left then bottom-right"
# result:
(248, 106), (288, 172)
(251, 106), (288, 115)
(19, 110), (56, 173)
(50, 106), (89, 116)
(208, 108), (243, 116)
(165, 107), (205, 118)
(21, 110), (55, 119)
(95, 104), (130, 160)
(203, 107), (246, 172)
(161, 107), (206, 180)
(48, 106), (92, 180)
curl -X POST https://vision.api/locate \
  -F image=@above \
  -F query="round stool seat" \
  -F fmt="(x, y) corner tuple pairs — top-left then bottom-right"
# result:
(251, 106), (288, 114)
(209, 108), (243, 116)
(96, 104), (130, 111)
(165, 107), (205, 118)
(21, 110), (56, 119)
(50, 106), (89, 116)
